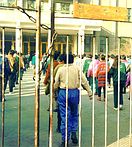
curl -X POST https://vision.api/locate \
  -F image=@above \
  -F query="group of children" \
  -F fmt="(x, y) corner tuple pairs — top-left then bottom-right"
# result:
(42, 51), (131, 147)
(82, 53), (131, 110)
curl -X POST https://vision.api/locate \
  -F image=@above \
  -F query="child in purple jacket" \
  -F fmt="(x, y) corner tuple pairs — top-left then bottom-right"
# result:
(126, 72), (131, 100)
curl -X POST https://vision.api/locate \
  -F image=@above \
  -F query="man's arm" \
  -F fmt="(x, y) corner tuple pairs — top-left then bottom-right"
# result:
(80, 69), (92, 98)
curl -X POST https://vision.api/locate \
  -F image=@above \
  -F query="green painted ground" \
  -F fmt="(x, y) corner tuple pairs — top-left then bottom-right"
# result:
(0, 68), (131, 147)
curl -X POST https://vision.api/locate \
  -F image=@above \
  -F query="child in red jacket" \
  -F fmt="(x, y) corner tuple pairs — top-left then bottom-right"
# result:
(96, 54), (109, 101)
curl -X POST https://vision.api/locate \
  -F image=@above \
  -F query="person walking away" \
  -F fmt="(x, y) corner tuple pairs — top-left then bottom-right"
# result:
(7, 50), (15, 94)
(109, 56), (127, 110)
(126, 66), (131, 100)
(87, 54), (99, 94)
(120, 55), (129, 93)
(31, 53), (36, 69)
(42, 53), (48, 75)
(83, 54), (92, 78)
(43, 51), (60, 110)
(54, 54), (92, 147)
(3, 54), (11, 91)
(0, 50), (11, 101)
(96, 54), (110, 101)
(54, 54), (65, 133)
(108, 54), (115, 88)
(14, 52), (24, 84)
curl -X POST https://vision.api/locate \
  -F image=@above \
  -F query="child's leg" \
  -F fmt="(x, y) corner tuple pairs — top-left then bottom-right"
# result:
(103, 86), (106, 101)
(97, 87), (101, 101)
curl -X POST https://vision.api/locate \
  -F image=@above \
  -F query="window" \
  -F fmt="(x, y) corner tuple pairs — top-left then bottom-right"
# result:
(84, 36), (92, 53)
(55, 2), (71, 14)
(61, 3), (70, 13)
(100, 37), (106, 53)
(23, 0), (36, 9)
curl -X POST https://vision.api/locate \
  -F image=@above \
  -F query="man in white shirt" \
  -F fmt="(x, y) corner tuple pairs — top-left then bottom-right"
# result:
(54, 54), (92, 147)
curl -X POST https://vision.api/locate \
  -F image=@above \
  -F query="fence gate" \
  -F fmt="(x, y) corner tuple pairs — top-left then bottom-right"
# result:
(0, 0), (132, 147)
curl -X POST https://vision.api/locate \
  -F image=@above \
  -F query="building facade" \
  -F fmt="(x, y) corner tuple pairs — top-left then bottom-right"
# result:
(0, 0), (132, 56)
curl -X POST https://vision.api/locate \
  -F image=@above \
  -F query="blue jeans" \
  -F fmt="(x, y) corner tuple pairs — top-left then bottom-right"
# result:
(58, 89), (79, 141)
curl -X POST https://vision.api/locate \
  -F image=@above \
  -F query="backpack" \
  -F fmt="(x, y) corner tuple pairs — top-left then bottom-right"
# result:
(120, 62), (127, 82)
(83, 59), (92, 76)
(120, 62), (126, 74)
(97, 63), (107, 77)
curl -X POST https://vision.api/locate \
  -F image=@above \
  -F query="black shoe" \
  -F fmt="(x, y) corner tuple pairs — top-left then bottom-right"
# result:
(71, 132), (78, 144)
(47, 108), (58, 112)
(53, 108), (58, 112)
(59, 141), (69, 147)
(56, 127), (61, 133)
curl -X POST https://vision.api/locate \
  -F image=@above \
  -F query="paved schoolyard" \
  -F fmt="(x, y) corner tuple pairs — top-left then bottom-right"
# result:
(0, 68), (131, 147)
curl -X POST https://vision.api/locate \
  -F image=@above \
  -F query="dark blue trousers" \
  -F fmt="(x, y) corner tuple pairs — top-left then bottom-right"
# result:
(113, 82), (124, 108)
(58, 89), (79, 142)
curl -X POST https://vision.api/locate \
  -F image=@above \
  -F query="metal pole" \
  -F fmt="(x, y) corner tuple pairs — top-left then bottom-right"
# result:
(49, 0), (55, 147)
(115, 1), (120, 145)
(126, 0), (128, 8)
(79, 35), (82, 147)
(104, 37), (108, 147)
(65, 35), (69, 147)
(117, 37), (120, 147)
(18, 28), (22, 147)
(129, 38), (132, 147)
(92, 36), (96, 147)
(99, 0), (102, 5)
(16, 2), (23, 144)
(34, 0), (41, 147)
(115, 0), (119, 50)
(1, 28), (5, 147)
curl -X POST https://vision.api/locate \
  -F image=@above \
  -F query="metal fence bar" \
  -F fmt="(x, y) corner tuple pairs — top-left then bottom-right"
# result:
(65, 35), (69, 147)
(129, 38), (132, 147)
(117, 37), (121, 147)
(79, 35), (82, 147)
(34, 0), (41, 147)
(92, 36), (96, 147)
(116, 1), (120, 145)
(104, 37), (108, 147)
(49, 0), (55, 146)
(48, 45), (54, 147)
(126, 0), (128, 8)
(1, 27), (5, 147)
(17, 28), (22, 147)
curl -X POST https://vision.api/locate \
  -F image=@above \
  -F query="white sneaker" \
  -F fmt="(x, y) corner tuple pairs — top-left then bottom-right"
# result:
(114, 107), (118, 111)
(120, 105), (123, 110)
